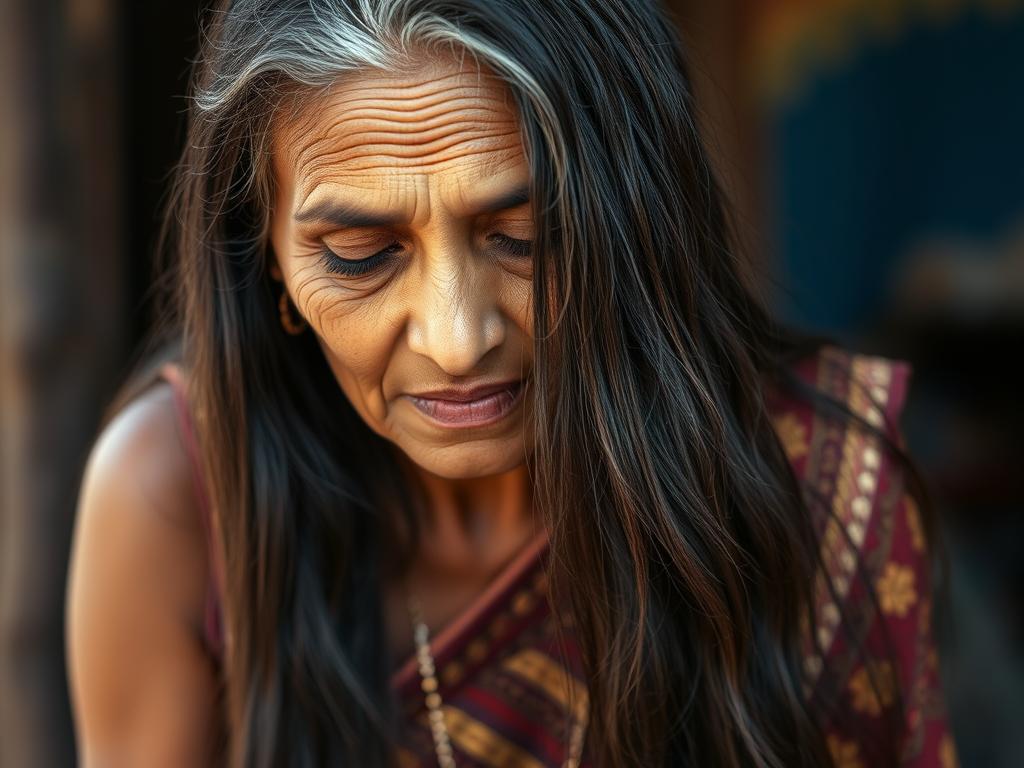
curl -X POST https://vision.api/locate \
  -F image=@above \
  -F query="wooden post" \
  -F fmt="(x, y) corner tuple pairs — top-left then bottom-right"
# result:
(665, 0), (767, 272)
(0, 0), (125, 764)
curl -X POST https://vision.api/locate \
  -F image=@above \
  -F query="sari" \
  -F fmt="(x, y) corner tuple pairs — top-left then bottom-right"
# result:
(160, 344), (956, 767)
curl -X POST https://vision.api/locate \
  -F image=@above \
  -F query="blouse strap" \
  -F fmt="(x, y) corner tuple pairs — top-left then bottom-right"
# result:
(158, 362), (225, 663)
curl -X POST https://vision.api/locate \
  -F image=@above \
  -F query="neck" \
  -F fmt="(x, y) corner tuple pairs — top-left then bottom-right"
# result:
(393, 451), (539, 580)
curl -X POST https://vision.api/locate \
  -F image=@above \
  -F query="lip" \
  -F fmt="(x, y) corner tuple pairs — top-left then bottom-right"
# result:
(409, 379), (523, 402)
(407, 379), (525, 428)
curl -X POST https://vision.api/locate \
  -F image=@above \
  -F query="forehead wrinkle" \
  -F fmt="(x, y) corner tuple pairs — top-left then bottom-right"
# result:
(336, 80), (513, 115)
(310, 125), (519, 168)
(282, 58), (528, 214)
(295, 142), (526, 212)
(284, 69), (513, 161)
(308, 109), (518, 155)
(325, 96), (517, 130)
(334, 64), (506, 99)
(448, 150), (527, 199)
(318, 85), (515, 129)
(279, 59), (521, 188)
(293, 132), (522, 208)
(291, 93), (518, 171)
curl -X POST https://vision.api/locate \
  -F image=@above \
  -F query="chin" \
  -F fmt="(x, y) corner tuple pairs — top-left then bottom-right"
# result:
(403, 439), (527, 480)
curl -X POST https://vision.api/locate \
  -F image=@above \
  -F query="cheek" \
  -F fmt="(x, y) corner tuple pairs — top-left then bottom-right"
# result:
(499, 273), (534, 339)
(301, 285), (404, 425)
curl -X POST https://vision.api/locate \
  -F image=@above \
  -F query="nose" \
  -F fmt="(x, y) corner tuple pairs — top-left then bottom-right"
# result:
(406, 253), (505, 376)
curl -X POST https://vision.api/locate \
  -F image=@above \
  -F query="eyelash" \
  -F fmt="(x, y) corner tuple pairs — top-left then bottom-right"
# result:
(490, 232), (533, 259)
(318, 233), (533, 277)
(319, 242), (402, 277)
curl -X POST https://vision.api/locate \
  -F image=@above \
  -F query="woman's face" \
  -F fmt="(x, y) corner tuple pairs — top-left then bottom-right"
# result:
(269, 54), (535, 480)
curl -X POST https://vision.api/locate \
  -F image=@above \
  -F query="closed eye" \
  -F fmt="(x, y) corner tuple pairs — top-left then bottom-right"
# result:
(318, 233), (532, 278)
(319, 242), (403, 277)
(489, 233), (532, 258)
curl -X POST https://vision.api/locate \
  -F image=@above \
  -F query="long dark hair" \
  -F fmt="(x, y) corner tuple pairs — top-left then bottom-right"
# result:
(121, 1), (936, 765)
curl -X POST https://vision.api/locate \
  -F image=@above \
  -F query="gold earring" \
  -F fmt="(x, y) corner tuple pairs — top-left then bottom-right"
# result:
(278, 286), (307, 335)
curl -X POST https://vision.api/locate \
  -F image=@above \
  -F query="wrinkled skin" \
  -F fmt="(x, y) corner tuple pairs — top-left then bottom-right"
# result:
(270, 54), (535, 481)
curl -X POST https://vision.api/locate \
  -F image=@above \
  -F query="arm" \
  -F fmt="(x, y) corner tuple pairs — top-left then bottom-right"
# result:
(66, 383), (223, 767)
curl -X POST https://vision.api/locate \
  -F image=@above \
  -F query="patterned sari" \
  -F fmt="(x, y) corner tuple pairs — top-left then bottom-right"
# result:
(161, 344), (956, 767)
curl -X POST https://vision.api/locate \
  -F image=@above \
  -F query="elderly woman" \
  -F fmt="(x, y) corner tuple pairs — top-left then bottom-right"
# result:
(66, 1), (954, 767)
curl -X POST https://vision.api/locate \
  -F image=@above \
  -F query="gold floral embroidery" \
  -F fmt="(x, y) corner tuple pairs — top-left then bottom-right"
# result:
(848, 661), (896, 717)
(512, 590), (535, 616)
(827, 734), (865, 768)
(940, 733), (959, 768)
(467, 639), (489, 663)
(772, 412), (809, 460)
(905, 495), (926, 553)
(441, 661), (464, 687)
(877, 562), (917, 617)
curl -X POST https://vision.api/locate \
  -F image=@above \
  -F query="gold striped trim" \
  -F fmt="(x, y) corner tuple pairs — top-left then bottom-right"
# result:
(502, 648), (589, 723)
(442, 705), (546, 768)
(804, 353), (893, 689)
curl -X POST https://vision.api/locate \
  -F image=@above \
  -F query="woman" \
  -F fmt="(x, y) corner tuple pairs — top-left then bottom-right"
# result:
(65, 1), (955, 766)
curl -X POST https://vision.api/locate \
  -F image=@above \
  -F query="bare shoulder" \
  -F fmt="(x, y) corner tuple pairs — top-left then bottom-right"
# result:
(73, 380), (207, 608)
(95, 378), (195, 486)
(67, 380), (222, 767)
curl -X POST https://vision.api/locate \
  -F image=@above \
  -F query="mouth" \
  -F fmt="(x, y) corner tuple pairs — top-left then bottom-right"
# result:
(406, 379), (525, 428)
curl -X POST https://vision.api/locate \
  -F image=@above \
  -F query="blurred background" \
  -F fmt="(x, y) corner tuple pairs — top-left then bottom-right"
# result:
(0, 1), (1020, 765)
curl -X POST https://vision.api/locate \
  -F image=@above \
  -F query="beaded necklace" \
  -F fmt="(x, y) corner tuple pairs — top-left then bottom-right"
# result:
(406, 593), (587, 767)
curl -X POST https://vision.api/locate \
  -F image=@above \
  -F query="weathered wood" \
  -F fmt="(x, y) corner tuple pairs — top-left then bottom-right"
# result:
(667, 0), (767, 270)
(0, 0), (125, 765)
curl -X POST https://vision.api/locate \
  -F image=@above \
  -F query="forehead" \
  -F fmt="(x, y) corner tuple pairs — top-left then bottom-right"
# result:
(273, 54), (526, 208)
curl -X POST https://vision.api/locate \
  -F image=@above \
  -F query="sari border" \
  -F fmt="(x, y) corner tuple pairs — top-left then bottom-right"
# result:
(391, 528), (551, 696)
(795, 347), (914, 696)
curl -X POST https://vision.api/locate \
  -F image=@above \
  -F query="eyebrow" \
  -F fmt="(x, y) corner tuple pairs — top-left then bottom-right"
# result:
(293, 185), (531, 228)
